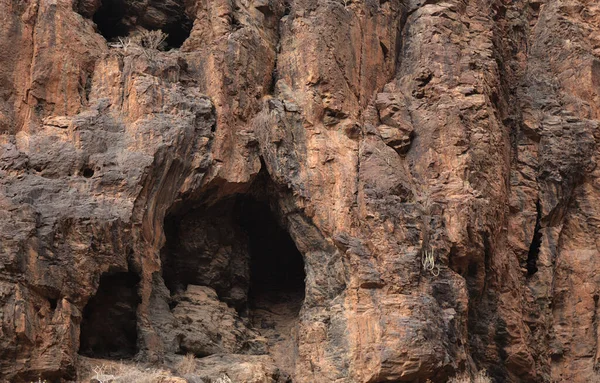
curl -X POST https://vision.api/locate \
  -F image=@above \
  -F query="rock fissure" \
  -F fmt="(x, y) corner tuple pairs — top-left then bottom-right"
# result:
(527, 199), (543, 276)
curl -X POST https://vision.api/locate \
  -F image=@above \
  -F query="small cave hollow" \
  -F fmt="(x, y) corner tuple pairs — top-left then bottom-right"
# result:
(162, 16), (194, 49)
(48, 297), (58, 311)
(82, 167), (94, 178)
(79, 271), (141, 359)
(86, 0), (193, 49)
(92, 0), (130, 41)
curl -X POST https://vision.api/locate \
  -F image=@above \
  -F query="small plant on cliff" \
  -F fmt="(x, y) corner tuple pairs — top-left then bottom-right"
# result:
(214, 375), (233, 383)
(78, 357), (172, 383)
(133, 30), (168, 51)
(175, 353), (197, 375)
(252, 107), (279, 145)
(117, 36), (133, 54)
(447, 370), (492, 383)
(422, 246), (440, 276)
(116, 29), (168, 59)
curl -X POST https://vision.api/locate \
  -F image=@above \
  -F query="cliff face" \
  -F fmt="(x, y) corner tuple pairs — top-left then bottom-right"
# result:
(1, 0), (599, 382)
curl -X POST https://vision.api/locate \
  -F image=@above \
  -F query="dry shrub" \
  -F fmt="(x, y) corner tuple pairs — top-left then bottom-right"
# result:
(77, 357), (172, 383)
(131, 30), (168, 50)
(447, 370), (492, 383)
(251, 108), (278, 146)
(116, 29), (168, 58)
(473, 371), (493, 383)
(175, 353), (197, 375)
(252, 108), (278, 132)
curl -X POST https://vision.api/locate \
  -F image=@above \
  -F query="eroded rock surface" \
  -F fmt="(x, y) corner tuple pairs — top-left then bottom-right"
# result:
(1, 0), (600, 382)
(172, 285), (267, 357)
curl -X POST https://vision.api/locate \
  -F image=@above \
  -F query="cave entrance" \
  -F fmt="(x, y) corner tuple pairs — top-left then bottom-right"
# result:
(85, 0), (193, 49)
(161, 192), (306, 313)
(79, 271), (140, 359)
(161, 180), (306, 370)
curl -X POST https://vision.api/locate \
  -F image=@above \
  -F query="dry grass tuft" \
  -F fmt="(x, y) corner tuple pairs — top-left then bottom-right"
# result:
(131, 30), (168, 51)
(213, 375), (233, 383)
(447, 370), (493, 383)
(77, 357), (173, 383)
(251, 108), (279, 147)
(175, 353), (197, 375)
(252, 108), (278, 131)
(115, 29), (168, 58)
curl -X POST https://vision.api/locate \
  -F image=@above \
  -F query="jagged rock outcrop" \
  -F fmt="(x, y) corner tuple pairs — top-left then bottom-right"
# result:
(1, 0), (600, 382)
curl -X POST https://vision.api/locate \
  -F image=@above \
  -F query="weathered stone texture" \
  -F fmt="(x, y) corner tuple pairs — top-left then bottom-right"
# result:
(1, 0), (600, 382)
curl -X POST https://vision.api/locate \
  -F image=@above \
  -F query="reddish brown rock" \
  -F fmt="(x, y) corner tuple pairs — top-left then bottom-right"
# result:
(172, 285), (267, 356)
(1, 0), (600, 382)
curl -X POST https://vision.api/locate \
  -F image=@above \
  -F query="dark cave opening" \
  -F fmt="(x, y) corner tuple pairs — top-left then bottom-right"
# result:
(161, 197), (252, 311)
(161, 186), (306, 373)
(48, 297), (58, 311)
(236, 197), (306, 313)
(79, 271), (140, 359)
(162, 15), (194, 49)
(82, 167), (94, 178)
(87, 0), (193, 49)
(238, 196), (305, 375)
(161, 192), (306, 314)
(92, 0), (130, 41)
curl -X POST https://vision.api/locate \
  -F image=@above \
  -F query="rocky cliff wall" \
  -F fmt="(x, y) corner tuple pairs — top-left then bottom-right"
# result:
(1, 0), (600, 382)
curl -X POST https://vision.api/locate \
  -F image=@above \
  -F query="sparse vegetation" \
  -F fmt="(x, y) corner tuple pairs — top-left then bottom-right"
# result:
(113, 29), (168, 59)
(76, 356), (239, 383)
(133, 30), (168, 51)
(422, 246), (440, 276)
(175, 353), (197, 375)
(251, 108), (278, 146)
(116, 36), (133, 54)
(447, 370), (493, 383)
(415, 186), (441, 277)
(77, 357), (173, 383)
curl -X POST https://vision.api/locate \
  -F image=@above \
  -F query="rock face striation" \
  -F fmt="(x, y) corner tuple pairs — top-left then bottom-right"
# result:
(1, 0), (600, 382)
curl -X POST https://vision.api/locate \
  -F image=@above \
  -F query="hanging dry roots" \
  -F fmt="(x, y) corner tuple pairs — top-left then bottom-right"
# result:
(422, 248), (440, 276)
